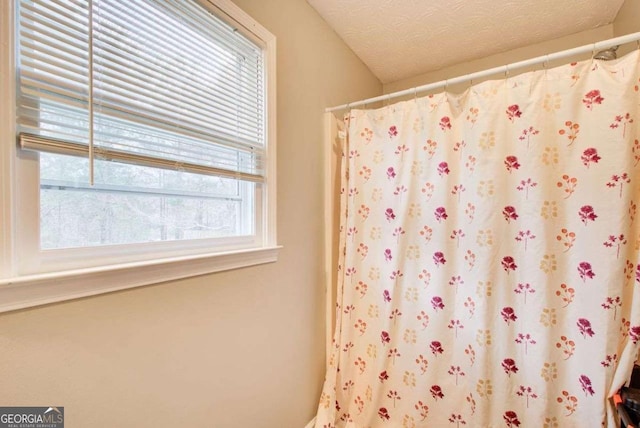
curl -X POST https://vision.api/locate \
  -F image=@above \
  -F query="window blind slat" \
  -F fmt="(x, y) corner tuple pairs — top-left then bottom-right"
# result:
(163, 0), (263, 54)
(91, 43), (262, 125)
(92, 93), (262, 148)
(19, 105), (263, 174)
(92, 105), (263, 155)
(20, 22), (88, 53)
(20, 103), (263, 174)
(91, 111), (262, 158)
(91, 124), (263, 170)
(92, 34), (263, 109)
(17, 0), (266, 181)
(36, 0), (88, 22)
(19, 74), (88, 102)
(20, 133), (264, 183)
(20, 2), (87, 34)
(91, 72), (262, 138)
(21, 59), (88, 90)
(94, 1), (262, 95)
(114, 0), (261, 59)
(90, 5), (261, 119)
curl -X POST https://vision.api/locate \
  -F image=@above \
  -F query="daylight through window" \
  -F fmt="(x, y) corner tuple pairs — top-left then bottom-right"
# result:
(17, 0), (267, 250)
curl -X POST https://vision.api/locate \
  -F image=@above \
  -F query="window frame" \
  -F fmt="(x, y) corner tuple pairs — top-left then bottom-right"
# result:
(0, 0), (279, 313)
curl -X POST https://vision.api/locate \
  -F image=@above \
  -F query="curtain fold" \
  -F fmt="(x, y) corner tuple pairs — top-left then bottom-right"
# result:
(311, 50), (640, 428)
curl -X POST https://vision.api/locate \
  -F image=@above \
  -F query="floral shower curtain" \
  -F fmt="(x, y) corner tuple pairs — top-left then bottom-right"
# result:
(310, 50), (640, 428)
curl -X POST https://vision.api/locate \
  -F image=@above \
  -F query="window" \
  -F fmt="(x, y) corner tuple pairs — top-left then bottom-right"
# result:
(0, 0), (277, 311)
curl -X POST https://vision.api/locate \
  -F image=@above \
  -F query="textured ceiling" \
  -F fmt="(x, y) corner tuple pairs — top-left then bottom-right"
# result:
(307, 0), (625, 83)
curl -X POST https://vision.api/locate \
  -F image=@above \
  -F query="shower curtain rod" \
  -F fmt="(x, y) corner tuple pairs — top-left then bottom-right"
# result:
(326, 31), (640, 113)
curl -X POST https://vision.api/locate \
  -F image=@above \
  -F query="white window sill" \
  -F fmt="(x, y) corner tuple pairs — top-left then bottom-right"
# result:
(0, 246), (281, 313)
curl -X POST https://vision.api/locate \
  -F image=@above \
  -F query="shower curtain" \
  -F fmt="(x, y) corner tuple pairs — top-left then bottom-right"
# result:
(310, 50), (640, 427)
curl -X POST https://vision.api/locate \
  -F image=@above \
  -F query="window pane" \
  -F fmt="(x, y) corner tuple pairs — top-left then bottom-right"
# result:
(40, 153), (254, 249)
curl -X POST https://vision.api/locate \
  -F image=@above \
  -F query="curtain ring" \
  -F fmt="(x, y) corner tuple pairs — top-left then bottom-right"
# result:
(590, 43), (597, 68)
(413, 87), (418, 101)
(344, 103), (351, 123)
(444, 79), (449, 92)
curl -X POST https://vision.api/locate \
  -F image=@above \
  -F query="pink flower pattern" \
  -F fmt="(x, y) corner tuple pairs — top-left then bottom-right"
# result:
(501, 358), (519, 377)
(581, 148), (601, 167)
(504, 156), (521, 172)
(506, 105), (522, 122)
(630, 326), (640, 345)
(430, 385), (445, 400)
(433, 251), (447, 267)
(435, 206), (448, 222)
(606, 173), (631, 198)
(577, 262), (595, 282)
(440, 116), (452, 131)
(501, 256), (517, 274)
(502, 206), (519, 223)
(438, 161), (450, 177)
(577, 318), (595, 338)
(579, 375), (595, 396)
(578, 205), (597, 225)
(501, 307), (518, 325)
(313, 54), (640, 428)
(582, 89), (604, 110)
(431, 296), (445, 311)
(503, 411), (521, 427)
(430, 341), (444, 357)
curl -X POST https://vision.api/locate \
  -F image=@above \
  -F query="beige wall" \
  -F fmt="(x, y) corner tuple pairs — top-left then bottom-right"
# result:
(614, 0), (640, 36)
(613, 0), (640, 64)
(0, 1), (381, 427)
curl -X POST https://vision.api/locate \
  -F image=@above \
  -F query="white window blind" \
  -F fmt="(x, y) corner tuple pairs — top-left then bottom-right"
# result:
(17, 0), (266, 183)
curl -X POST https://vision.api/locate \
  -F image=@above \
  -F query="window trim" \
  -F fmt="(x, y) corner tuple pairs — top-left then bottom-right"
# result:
(0, 0), (279, 313)
(0, 246), (280, 313)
